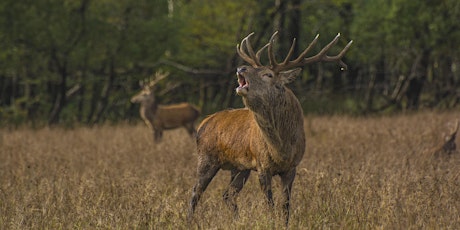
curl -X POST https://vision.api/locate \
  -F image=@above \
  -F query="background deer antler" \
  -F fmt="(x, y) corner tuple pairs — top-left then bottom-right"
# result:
(158, 82), (182, 96)
(237, 31), (353, 73)
(144, 70), (170, 88)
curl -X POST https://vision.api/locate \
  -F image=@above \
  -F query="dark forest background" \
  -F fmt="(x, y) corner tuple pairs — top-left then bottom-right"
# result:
(1, 0), (459, 127)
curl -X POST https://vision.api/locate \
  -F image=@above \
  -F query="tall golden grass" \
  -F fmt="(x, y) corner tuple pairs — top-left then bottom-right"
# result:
(1, 111), (460, 229)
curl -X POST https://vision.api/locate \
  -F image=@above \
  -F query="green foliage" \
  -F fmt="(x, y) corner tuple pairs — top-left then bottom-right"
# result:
(173, 0), (256, 67)
(0, 0), (459, 126)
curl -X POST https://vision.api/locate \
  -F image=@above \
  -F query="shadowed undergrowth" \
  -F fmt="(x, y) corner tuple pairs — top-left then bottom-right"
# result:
(1, 111), (460, 229)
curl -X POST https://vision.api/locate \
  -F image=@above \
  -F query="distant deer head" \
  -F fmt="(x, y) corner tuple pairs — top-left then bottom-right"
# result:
(131, 70), (170, 106)
(188, 31), (352, 226)
(131, 71), (200, 142)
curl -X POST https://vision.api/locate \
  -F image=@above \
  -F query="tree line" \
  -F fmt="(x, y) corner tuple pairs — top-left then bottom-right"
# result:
(0, 0), (459, 127)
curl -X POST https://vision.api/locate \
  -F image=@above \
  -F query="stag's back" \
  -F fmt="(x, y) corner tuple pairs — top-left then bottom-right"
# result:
(156, 103), (200, 129)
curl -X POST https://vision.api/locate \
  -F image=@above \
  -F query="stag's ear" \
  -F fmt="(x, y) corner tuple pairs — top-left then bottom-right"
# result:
(279, 68), (302, 85)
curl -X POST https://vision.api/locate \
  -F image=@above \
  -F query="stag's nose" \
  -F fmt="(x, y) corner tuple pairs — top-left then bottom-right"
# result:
(237, 66), (247, 74)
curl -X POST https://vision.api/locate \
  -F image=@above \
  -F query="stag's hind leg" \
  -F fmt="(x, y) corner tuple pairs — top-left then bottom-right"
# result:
(223, 169), (250, 216)
(188, 156), (220, 221)
(258, 171), (274, 208)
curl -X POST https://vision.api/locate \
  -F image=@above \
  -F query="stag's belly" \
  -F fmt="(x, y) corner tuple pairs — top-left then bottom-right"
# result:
(213, 123), (258, 170)
(218, 147), (257, 170)
(160, 119), (183, 129)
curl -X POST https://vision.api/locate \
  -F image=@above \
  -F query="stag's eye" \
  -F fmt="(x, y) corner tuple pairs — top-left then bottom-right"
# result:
(262, 73), (273, 78)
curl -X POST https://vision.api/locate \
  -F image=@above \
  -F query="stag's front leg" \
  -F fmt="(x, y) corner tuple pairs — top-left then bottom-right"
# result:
(279, 168), (296, 226)
(258, 171), (274, 208)
(223, 169), (251, 216)
(142, 120), (156, 141)
(153, 129), (163, 142)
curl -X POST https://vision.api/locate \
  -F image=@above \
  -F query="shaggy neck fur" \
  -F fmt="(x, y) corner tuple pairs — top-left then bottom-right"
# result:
(244, 86), (305, 165)
(140, 96), (158, 120)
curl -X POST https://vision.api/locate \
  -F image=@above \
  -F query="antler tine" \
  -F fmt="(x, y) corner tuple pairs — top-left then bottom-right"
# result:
(294, 33), (353, 71)
(292, 34), (320, 63)
(322, 39), (354, 70)
(341, 41), (353, 69)
(236, 33), (253, 62)
(338, 60), (349, 71)
(317, 33), (342, 57)
(236, 32), (261, 67)
(267, 31), (280, 68)
(243, 33), (263, 66)
(255, 43), (269, 63)
(147, 76), (156, 88)
(148, 70), (170, 88)
(281, 37), (297, 65)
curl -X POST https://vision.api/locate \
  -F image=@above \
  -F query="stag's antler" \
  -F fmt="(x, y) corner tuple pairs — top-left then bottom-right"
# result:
(237, 31), (353, 73)
(142, 70), (170, 88)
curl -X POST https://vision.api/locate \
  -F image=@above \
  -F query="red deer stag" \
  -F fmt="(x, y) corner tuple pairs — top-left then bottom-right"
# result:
(130, 71), (200, 142)
(188, 32), (352, 225)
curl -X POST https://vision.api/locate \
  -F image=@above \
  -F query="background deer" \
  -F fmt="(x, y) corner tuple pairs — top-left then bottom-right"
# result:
(430, 119), (459, 158)
(130, 71), (201, 142)
(188, 32), (352, 225)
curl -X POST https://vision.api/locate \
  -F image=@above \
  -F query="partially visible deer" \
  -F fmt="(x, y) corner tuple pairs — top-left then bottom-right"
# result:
(188, 32), (352, 226)
(130, 71), (201, 142)
(430, 119), (459, 158)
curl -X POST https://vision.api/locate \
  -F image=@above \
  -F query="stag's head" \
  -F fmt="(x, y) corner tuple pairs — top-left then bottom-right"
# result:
(235, 32), (352, 104)
(130, 83), (154, 104)
(130, 71), (170, 104)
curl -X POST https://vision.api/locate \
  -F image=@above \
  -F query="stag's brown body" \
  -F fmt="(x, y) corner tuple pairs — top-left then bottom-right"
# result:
(131, 79), (200, 142)
(197, 93), (305, 172)
(188, 32), (352, 226)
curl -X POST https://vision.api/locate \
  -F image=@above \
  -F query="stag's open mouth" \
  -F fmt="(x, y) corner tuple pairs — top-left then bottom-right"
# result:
(236, 73), (249, 96)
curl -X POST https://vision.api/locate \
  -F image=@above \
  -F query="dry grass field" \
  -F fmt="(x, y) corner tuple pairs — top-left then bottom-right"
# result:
(1, 111), (460, 229)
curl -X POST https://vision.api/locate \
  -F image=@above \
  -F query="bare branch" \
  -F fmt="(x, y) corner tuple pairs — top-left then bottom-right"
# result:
(136, 60), (229, 76)
(66, 83), (82, 99)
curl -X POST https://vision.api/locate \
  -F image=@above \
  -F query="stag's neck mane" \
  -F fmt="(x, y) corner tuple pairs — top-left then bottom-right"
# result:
(246, 87), (304, 160)
(140, 96), (158, 117)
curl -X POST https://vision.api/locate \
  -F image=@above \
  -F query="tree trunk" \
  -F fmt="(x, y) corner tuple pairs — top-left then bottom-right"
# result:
(365, 65), (376, 111)
(93, 58), (115, 124)
(48, 55), (67, 125)
(288, 0), (301, 56)
(405, 50), (429, 110)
